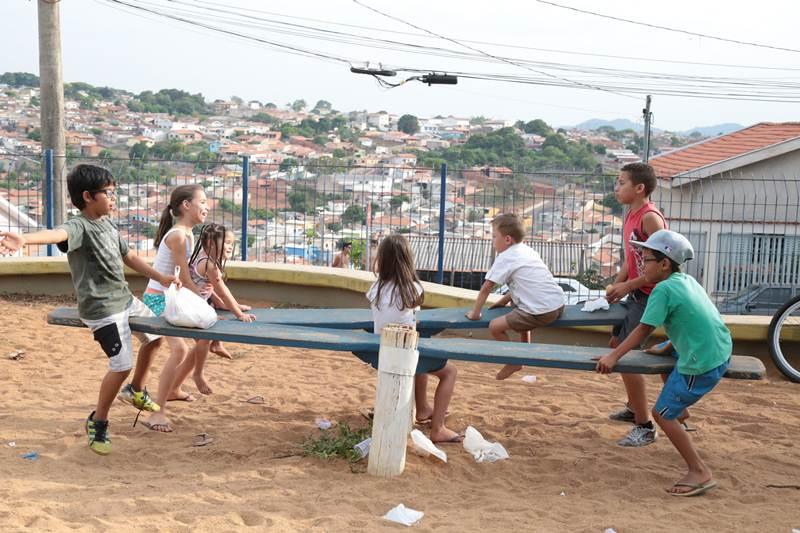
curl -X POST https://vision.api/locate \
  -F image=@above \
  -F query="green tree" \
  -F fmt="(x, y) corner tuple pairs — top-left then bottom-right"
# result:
(326, 222), (342, 233)
(291, 99), (307, 112)
(397, 114), (420, 135)
(593, 144), (607, 155)
(467, 208), (484, 222)
(26, 128), (41, 142)
(29, 96), (40, 107)
(0, 72), (40, 87)
(312, 99), (332, 113)
(470, 116), (488, 125)
(280, 157), (298, 172)
(342, 204), (366, 225)
(389, 195), (410, 210)
(90, 127), (103, 136)
(522, 119), (553, 136)
(600, 192), (623, 215)
(332, 148), (346, 158)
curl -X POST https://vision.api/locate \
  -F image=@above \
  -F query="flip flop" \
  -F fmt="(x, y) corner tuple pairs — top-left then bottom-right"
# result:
(415, 410), (450, 425)
(168, 392), (196, 402)
(141, 420), (173, 433)
(191, 433), (214, 447)
(432, 433), (464, 444)
(667, 480), (718, 497)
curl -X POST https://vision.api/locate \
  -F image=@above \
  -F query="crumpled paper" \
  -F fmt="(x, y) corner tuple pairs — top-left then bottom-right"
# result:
(409, 429), (447, 463)
(581, 297), (610, 312)
(463, 426), (509, 463)
(383, 504), (424, 526)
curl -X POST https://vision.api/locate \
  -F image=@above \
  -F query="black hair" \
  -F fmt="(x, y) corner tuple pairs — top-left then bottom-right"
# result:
(651, 250), (681, 273)
(621, 162), (657, 196)
(67, 164), (116, 210)
(190, 223), (229, 277)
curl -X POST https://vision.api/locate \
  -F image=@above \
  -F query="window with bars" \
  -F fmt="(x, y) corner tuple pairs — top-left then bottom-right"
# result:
(716, 233), (800, 293)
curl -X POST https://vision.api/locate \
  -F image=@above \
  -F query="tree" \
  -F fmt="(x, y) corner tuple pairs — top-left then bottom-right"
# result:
(470, 116), (488, 125)
(397, 114), (420, 135)
(689, 131), (703, 139)
(593, 144), (607, 155)
(332, 148), (346, 158)
(542, 134), (568, 151)
(231, 95), (244, 105)
(326, 222), (342, 233)
(467, 209), (484, 222)
(600, 192), (623, 215)
(291, 99), (307, 112)
(29, 96), (39, 107)
(312, 99), (332, 113)
(522, 119), (553, 136)
(26, 128), (41, 142)
(90, 127), (103, 136)
(342, 204), (366, 225)
(389, 195), (410, 210)
(264, 102), (277, 109)
(280, 157), (298, 172)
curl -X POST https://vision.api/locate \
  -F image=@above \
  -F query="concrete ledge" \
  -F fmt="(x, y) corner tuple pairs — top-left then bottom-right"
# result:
(0, 257), (771, 341)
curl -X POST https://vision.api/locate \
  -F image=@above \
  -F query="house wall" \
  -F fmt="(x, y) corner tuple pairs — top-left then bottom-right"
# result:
(652, 150), (800, 295)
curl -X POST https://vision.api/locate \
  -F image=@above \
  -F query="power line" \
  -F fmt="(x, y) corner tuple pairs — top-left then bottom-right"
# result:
(534, 0), (800, 54)
(351, 0), (638, 100)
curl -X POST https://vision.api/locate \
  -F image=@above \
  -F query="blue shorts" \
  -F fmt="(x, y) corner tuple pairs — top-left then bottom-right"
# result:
(654, 359), (730, 420)
(142, 293), (166, 317)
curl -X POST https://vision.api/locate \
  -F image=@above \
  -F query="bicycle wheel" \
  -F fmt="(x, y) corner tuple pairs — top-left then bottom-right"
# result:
(768, 295), (800, 383)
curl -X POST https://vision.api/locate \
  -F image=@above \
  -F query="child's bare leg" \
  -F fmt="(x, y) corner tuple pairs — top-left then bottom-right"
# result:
(145, 337), (188, 432)
(653, 409), (713, 494)
(129, 337), (162, 392)
(491, 316), (522, 380)
(209, 340), (232, 359)
(414, 374), (432, 422)
(169, 344), (199, 401)
(192, 340), (213, 395)
(95, 369), (131, 420)
(428, 363), (461, 443)
(610, 336), (650, 424)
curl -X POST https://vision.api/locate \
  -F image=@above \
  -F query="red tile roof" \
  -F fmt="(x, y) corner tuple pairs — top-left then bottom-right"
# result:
(650, 122), (800, 178)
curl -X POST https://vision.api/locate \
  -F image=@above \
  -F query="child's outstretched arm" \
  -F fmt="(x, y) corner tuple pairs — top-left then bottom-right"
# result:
(465, 280), (495, 320)
(0, 229), (68, 255)
(594, 323), (655, 374)
(204, 263), (255, 322)
(122, 253), (180, 289)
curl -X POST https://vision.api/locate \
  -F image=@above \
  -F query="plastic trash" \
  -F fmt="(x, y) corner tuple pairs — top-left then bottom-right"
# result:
(163, 267), (218, 329)
(521, 375), (537, 383)
(462, 426), (509, 463)
(383, 504), (424, 526)
(315, 418), (332, 430)
(8, 441), (16, 447)
(8, 349), (25, 360)
(604, 528), (617, 533)
(21, 452), (38, 461)
(560, 491), (566, 496)
(409, 429), (447, 463)
(581, 297), (610, 312)
(353, 437), (372, 459)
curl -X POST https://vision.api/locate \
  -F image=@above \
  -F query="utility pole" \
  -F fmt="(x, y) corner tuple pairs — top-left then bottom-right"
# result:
(642, 95), (652, 163)
(38, 0), (67, 224)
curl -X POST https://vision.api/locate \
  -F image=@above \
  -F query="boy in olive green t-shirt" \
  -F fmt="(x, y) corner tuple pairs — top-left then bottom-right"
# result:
(595, 230), (731, 498)
(0, 165), (178, 455)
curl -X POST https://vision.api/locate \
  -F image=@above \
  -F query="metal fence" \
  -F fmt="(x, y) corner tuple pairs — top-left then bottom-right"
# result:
(2, 149), (799, 314)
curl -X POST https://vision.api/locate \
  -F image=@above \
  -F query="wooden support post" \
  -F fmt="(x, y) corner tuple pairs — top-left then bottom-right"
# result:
(368, 324), (419, 478)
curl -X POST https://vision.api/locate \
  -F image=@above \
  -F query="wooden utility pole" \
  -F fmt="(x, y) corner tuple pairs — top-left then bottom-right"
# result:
(38, 0), (67, 224)
(642, 95), (653, 163)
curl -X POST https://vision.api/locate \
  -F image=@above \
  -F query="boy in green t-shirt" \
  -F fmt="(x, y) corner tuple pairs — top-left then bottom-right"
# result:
(595, 230), (731, 497)
(0, 165), (178, 455)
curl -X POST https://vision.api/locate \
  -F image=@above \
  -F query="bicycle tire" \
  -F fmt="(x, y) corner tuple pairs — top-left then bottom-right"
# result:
(767, 294), (800, 383)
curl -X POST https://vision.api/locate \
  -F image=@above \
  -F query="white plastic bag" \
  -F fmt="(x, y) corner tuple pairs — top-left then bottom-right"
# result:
(409, 429), (447, 463)
(463, 426), (509, 463)
(163, 267), (218, 329)
(581, 297), (610, 312)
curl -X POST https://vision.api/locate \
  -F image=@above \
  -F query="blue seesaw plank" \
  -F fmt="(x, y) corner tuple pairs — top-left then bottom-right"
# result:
(46, 308), (765, 380)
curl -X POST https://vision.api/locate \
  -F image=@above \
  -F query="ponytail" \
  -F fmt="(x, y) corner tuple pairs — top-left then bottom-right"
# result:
(153, 205), (174, 248)
(154, 184), (203, 248)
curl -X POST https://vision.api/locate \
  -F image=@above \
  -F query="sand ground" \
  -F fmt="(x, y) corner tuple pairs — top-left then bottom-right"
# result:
(1, 295), (799, 532)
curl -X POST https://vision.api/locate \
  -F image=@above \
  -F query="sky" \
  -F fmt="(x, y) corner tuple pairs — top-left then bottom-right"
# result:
(2, 0), (799, 131)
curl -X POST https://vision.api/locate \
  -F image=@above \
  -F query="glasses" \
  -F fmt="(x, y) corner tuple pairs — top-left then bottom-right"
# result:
(642, 257), (660, 263)
(91, 188), (116, 199)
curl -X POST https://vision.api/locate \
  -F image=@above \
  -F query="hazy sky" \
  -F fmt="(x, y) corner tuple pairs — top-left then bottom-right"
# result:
(2, 0), (799, 131)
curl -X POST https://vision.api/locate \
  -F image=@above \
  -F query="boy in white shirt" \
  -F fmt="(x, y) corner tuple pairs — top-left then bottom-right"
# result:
(466, 213), (565, 379)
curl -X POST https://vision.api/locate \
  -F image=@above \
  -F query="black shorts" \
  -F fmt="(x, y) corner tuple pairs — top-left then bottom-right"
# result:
(612, 290), (649, 345)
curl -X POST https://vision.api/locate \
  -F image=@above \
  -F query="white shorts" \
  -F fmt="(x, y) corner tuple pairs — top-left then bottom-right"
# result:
(80, 297), (160, 372)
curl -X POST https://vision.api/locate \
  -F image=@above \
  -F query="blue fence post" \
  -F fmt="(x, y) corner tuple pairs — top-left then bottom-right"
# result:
(435, 163), (447, 283)
(44, 149), (54, 257)
(240, 155), (249, 262)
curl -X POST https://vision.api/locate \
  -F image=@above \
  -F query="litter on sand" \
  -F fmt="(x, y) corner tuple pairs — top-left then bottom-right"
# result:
(560, 491), (566, 496)
(314, 418), (332, 430)
(383, 504), (424, 526)
(353, 437), (372, 459)
(409, 429), (447, 463)
(191, 433), (214, 447)
(7, 350), (25, 360)
(8, 441), (16, 447)
(21, 452), (38, 461)
(521, 375), (537, 383)
(604, 529), (618, 533)
(463, 426), (509, 463)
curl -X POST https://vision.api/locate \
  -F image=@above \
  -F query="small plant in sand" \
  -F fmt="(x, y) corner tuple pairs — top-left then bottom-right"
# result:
(302, 421), (371, 464)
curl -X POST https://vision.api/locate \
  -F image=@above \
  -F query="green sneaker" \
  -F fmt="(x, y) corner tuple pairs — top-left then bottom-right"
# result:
(85, 411), (111, 455)
(117, 383), (160, 412)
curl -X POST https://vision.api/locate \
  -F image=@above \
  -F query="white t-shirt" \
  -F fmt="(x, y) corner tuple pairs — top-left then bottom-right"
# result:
(485, 242), (564, 315)
(367, 280), (424, 333)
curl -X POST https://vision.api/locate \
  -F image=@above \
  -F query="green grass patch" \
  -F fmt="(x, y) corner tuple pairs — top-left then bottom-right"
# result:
(302, 421), (372, 464)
